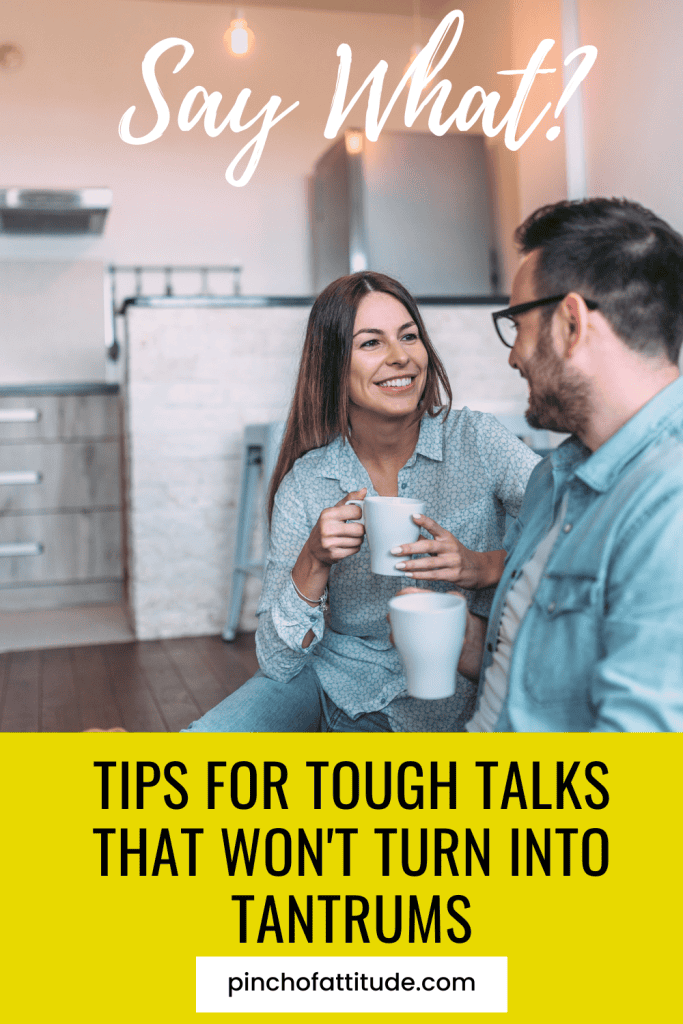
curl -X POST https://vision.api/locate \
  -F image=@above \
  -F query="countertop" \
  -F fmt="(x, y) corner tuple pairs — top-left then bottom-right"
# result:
(0, 383), (119, 397)
(120, 294), (509, 310)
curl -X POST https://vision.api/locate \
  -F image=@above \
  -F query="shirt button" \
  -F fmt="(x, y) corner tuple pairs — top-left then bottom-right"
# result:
(400, 482), (407, 490)
(547, 601), (556, 613)
(563, 523), (572, 533)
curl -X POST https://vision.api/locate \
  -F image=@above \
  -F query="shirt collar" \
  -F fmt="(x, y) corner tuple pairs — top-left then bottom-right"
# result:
(319, 410), (446, 490)
(320, 435), (367, 492)
(552, 375), (683, 494)
(412, 410), (446, 463)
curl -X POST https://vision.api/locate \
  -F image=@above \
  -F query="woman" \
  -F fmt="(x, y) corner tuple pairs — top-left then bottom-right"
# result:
(184, 272), (539, 732)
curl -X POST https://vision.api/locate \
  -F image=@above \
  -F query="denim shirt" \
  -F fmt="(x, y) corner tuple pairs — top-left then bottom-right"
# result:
(256, 409), (539, 731)
(478, 375), (683, 732)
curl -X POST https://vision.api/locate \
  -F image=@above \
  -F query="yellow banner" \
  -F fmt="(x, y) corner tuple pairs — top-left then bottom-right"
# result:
(1, 732), (680, 1021)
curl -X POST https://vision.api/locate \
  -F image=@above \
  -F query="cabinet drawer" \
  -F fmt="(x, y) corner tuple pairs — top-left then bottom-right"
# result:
(0, 511), (122, 585)
(0, 394), (119, 441)
(0, 441), (120, 512)
(0, 579), (123, 612)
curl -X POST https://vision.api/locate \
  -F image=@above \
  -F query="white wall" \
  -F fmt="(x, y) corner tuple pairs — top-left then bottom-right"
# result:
(521, 0), (683, 233)
(0, 261), (106, 383)
(1, 0), (454, 293)
(579, 0), (683, 235)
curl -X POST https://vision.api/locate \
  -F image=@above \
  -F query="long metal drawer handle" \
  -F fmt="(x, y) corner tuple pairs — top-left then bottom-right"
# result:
(0, 409), (41, 423)
(0, 541), (44, 557)
(0, 471), (43, 485)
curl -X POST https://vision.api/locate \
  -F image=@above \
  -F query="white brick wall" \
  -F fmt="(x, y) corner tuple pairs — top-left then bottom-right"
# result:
(124, 303), (530, 639)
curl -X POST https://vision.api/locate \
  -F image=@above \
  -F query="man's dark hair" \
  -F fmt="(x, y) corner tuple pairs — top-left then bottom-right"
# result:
(515, 198), (683, 364)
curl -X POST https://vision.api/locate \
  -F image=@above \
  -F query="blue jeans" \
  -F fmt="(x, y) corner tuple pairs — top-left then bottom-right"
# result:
(181, 664), (392, 733)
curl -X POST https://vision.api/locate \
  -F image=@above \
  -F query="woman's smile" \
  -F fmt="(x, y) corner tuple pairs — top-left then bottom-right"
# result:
(375, 375), (416, 391)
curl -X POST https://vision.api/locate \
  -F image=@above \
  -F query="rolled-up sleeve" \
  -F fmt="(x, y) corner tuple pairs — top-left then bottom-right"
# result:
(255, 473), (327, 682)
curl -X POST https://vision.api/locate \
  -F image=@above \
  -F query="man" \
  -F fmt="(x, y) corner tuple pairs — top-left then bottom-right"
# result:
(461, 197), (683, 731)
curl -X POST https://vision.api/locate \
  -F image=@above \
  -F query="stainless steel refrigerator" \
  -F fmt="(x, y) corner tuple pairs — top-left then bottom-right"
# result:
(311, 129), (499, 296)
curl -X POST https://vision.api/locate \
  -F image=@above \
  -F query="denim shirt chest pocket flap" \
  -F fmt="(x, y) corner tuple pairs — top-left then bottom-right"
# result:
(520, 572), (602, 709)
(533, 573), (600, 620)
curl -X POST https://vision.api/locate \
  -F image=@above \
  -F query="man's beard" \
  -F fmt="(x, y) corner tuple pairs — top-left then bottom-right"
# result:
(523, 324), (591, 436)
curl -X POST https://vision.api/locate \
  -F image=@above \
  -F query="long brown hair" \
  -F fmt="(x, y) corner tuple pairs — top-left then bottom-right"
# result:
(267, 271), (452, 521)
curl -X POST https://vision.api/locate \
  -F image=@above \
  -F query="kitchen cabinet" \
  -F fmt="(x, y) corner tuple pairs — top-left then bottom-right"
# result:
(0, 385), (123, 611)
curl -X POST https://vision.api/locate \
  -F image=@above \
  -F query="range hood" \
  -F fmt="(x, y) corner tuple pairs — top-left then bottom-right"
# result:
(0, 188), (112, 235)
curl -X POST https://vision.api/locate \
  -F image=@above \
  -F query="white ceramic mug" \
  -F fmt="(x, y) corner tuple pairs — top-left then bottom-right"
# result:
(346, 495), (425, 576)
(388, 591), (467, 699)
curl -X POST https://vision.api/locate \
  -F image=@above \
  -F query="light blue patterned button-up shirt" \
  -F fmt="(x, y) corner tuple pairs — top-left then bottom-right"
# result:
(256, 408), (540, 731)
(478, 375), (683, 732)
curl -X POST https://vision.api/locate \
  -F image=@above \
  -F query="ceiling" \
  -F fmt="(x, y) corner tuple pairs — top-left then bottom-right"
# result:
(138, 1), (451, 17)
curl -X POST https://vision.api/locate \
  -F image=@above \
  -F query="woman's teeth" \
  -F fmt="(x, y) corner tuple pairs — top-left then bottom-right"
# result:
(378, 377), (412, 388)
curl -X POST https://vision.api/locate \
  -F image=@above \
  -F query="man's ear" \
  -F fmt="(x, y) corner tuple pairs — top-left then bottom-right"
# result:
(556, 292), (590, 357)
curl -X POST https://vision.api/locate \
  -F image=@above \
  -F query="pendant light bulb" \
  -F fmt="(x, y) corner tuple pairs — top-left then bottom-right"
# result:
(224, 10), (255, 57)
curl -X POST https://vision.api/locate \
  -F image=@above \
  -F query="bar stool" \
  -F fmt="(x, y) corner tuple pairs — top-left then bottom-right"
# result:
(222, 421), (285, 641)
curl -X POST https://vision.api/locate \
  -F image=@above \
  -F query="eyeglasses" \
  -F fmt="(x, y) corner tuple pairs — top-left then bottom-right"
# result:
(492, 294), (599, 348)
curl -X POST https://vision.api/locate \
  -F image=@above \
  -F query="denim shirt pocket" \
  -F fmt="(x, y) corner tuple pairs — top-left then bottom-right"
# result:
(535, 574), (599, 618)
(520, 574), (601, 706)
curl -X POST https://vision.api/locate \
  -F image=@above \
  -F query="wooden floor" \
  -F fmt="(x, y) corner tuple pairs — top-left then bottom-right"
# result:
(0, 633), (258, 732)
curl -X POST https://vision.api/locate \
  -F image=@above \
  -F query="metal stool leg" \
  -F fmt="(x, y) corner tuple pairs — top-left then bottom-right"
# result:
(222, 422), (285, 641)
(222, 444), (263, 641)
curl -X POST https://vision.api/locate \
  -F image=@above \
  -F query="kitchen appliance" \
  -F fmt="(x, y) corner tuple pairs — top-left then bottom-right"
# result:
(311, 130), (499, 295)
(0, 187), (112, 234)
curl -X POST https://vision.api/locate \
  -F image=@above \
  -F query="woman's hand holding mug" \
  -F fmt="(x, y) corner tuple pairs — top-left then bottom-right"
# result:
(392, 514), (505, 590)
(304, 487), (367, 567)
(292, 486), (365, 592)
(292, 488), (366, 647)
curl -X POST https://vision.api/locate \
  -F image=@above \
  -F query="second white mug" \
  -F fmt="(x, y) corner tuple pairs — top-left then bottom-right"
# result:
(346, 495), (425, 576)
(389, 591), (468, 699)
